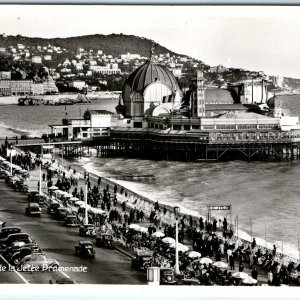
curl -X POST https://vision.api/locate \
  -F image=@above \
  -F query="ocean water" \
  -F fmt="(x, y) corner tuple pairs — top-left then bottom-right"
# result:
(1, 98), (300, 259)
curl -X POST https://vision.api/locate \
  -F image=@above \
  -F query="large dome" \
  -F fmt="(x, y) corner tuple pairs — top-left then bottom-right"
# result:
(123, 60), (179, 93)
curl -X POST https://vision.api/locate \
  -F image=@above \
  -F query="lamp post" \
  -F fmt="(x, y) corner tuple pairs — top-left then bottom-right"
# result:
(174, 206), (180, 275)
(84, 180), (88, 225)
(10, 147), (13, 176)
(39, 161), (42, 195)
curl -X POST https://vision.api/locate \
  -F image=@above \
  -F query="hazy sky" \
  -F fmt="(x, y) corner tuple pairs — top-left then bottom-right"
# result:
(1, 5), (300, 78)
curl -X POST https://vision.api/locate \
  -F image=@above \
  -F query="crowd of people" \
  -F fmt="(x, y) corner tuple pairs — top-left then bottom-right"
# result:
(2, 143), (300, 286)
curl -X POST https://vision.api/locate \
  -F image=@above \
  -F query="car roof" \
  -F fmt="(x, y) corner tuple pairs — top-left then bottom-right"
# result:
(0, 226), (21, 231)
(29, 202), (40, 207)
(79, 240), (93, 245)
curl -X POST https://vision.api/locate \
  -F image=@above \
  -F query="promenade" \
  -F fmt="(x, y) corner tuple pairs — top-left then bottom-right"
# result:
(3, 146), (300, 286)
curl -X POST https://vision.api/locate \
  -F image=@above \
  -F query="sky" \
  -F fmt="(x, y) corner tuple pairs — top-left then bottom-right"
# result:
(1, 5), (300, 78)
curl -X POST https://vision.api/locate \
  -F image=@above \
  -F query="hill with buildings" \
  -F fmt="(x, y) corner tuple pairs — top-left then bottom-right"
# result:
(0, 33), (300, 94)
(0, 33), (183, 58)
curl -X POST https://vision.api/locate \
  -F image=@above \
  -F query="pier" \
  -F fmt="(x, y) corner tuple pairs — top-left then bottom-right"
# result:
(15, 128), (300, 162)
(85, 128), (300, 161)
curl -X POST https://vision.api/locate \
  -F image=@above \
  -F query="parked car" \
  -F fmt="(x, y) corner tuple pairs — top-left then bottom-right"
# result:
(0, 233), (35, 249)
(95, 233), (114, 248)
(0, 227), (21, 239)
(74, 241), (95, 258)
(17, 253), (59, 271)
(8, 244), (43, 266)
(55, 208), (69, 220)
(25, 203), (42, 216)
(47, 201), (61, 215)
(33, 193), (47, 205)
(160, 267), (177, 285)
(27, 190), (40, 201)
(131, 250), (153, 271)
(64, 215), (78, 227)
(79, 224), (96, 237)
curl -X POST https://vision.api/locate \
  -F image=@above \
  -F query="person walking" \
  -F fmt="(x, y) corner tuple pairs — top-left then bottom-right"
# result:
(268, 270), (273, 286)
(251, 267), (258, 280)
(229, 255), (235, 270)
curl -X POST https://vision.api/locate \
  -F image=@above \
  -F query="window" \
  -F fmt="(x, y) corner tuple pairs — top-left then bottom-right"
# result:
(192, 125), (200, 129)
(173, 125), (181, 130)
(183, 125), (190, 131)
(134, 122), (143, 128)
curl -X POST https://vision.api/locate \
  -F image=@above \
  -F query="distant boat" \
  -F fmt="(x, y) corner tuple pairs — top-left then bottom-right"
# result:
(18, 97), (43, 106)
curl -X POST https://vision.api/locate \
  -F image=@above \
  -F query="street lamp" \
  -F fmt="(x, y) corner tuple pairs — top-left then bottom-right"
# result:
(174, 206), (180, 275)
(84, 180), (88, 225)
(39, 160), (42, 195)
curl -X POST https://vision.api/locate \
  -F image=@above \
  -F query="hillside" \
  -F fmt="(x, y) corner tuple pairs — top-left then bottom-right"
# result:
(0, 33), (182, 57)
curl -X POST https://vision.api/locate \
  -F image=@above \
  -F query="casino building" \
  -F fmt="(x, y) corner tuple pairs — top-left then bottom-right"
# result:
(50, 48), (300, 161)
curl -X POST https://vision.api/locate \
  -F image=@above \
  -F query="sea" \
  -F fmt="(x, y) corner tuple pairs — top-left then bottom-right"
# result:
(1, 99), (300, 260)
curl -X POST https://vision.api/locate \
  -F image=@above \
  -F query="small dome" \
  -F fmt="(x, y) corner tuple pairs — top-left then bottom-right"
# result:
(123, 60), (179, 94)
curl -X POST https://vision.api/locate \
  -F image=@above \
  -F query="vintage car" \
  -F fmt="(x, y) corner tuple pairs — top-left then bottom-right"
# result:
(18, 253), (59, 271)
(131, 250), (153, 271)
(95, 233), (114, 248)
(64, 215), (78, 227)
(47, 201), (61, 215)
(74, 240), (95, 258)
(27, 190), (40, 201)
(180, 278), (201, 285)
(0, 233), (35, 249)
(0, 227), (21, 239)
(33, 193), (47, 205)
(159, 267), (177, 285)
(25, 203), (42, 216)
(79, 224), (96, 237)
(55, 208), (69, 220)
(8, 243), (43, 266)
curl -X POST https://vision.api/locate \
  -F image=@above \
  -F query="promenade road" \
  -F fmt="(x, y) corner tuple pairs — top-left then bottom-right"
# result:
(0, 179), (146, 284)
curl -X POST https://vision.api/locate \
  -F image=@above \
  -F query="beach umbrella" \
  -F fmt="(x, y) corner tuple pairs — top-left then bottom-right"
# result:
(128, 224), (141, 231)
(186, 251), (202, 259)
(58, 191), (69, 195)
(169, 243), (189, 252)
(139, 226), (148, 233)
(232, 272), (249, 279)
(162, 237), (175, 244)
(151, 231), (165, 238)
(242, 276), (257, 285)
(80, 204), (91, 210)
(74, 200), (84, 206)
(48, 186), (59, 190)
(199, 257), (213, 265)
(89, 207), (105, 215)
(213, 261), (229, 269)
(69, 197), (80, 202)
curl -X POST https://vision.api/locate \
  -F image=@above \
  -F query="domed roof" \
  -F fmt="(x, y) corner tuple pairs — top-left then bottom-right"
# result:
(124, 60), (179, 94)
